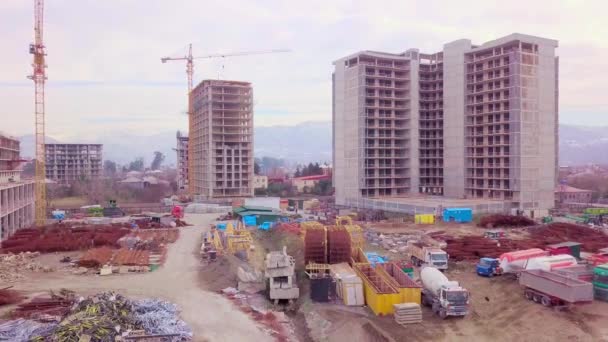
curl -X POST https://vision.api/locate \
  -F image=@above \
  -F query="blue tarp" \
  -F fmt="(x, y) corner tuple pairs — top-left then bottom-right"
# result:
(280, 217), (290, 223)
(443, 208), (473, 223)
(258, 222), (274, 230)
(365, 252), (388, 267)
(216, 223), (227, 230)
(243, 215), (257, 226)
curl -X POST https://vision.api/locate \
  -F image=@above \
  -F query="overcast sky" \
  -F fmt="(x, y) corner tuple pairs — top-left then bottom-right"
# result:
(1, 0), (607, 141)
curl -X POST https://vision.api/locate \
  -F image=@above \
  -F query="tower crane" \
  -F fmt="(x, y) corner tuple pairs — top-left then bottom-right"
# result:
(161, 44), (290, 195)
(27, 0), (47, 226)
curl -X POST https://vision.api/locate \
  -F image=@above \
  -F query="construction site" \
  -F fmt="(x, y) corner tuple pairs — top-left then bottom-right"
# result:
(2, 1), (608, 342)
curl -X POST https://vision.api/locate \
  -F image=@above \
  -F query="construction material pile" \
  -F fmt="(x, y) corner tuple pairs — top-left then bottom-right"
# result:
(2, 291), (192, 341)
(445, 236), (542, 261)
(528, 223), (608, 252)
(0, 224), (131, 254)
(0, 288), (24, 306)
(445, 223), (608, 260)
(276, 222), (301, 235)
(12, 289), (76, 321)
(478, 214), (536, 228)
(118, 229), (179, 251)
(78, 246), (114, 268)
(0, 252), (51, 282)
(393, 303), (422, 325)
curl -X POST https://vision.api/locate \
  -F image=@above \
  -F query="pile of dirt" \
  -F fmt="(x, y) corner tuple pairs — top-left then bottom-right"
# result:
(478, 214), (536, 228)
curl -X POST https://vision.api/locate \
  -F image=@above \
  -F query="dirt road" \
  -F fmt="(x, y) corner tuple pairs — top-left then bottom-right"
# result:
(14, 213), (272, 342)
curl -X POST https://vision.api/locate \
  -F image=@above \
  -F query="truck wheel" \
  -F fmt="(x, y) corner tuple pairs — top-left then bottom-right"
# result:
(524, 291), (534, 301)
(541, 296), (552, 307)
(439, 309), (447, 319)
(488, 272), (494, 278)
(533, 294), (541, 303)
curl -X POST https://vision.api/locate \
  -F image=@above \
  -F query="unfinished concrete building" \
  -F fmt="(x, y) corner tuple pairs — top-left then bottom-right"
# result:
(0, 132), (34, 241)
(333, 33), (558, 216)
(175, 131), (189, 190)
(45, 144), (103, 184)
(190, 80), (254, 198)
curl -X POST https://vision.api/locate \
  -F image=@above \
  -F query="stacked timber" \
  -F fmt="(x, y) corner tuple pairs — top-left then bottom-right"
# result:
(393, 303), (422, 325)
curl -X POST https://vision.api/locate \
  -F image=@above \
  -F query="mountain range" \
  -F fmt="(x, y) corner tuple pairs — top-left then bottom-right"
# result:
(18, 122), (608, 166)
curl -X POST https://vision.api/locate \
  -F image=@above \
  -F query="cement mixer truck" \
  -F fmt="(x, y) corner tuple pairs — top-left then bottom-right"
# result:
(420, 267), (469, 319)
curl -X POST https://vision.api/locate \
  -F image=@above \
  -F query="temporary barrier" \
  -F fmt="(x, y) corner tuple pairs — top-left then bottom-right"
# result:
(353, 264), (401, 315)
(414, 214), (435, 224)
(376, 263), (421, 304)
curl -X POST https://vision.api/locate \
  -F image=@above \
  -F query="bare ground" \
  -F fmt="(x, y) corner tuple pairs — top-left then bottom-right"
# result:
(3, 213), (273, 342)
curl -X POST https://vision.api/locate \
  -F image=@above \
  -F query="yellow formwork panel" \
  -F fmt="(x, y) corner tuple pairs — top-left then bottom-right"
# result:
(375, 264), (421, 304)
(353, 264), (401, 316)
(415, 214), (435, 224)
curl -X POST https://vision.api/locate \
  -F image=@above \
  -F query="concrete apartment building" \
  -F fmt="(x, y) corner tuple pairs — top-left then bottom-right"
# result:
(190, 79), (254, 198)
(0, 132), (34, 241)
(175, 131), (189, 190)
(45, 143), (103, 184)
(333, 33), (558, 216)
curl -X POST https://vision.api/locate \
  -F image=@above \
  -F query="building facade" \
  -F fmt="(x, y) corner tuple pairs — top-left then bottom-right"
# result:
(253, 175), (268, 189)
(45, 144), (103, 184)
(175, 131), (189, 190)
(0, 132), (34, 242)
(190, 80), (254, 198)
(333, 33), (558, 215)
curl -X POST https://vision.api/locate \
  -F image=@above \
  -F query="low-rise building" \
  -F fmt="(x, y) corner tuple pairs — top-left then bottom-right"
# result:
(555, 185), (593, 205)
(0, 132), (34, 242)
(253, 175), (268, 189)
(292, 174), (331, 193)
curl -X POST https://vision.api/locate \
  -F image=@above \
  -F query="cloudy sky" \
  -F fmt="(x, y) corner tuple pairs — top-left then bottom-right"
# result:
(1, 0), (607, 141)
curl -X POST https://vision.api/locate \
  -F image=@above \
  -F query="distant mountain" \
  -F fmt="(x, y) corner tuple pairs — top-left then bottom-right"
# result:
(559, 125), (608, 165)
(18, 122), (608, 166)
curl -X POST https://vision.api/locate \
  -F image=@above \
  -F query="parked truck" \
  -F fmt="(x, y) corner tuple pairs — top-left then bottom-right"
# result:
(408, 241), (448, 270)
(420, 267), (469, 319)
(519, 269), (594, 307)
(476, 257), (502, 277)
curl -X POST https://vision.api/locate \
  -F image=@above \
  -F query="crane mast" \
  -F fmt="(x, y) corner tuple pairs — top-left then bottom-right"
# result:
(28, 0), (47, 226)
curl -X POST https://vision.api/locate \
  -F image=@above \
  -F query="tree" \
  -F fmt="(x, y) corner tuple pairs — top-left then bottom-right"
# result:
(103, 160), (117, 176)
(254, 161), (261, 175)
(294, 166), (301, 178)
(128, 157), (144, 171)
(150, 151), (165, 170)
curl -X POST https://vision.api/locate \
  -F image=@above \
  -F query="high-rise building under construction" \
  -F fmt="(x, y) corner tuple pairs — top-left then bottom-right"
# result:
(333, 33), (558, 216)
(189, 80), (254, 198)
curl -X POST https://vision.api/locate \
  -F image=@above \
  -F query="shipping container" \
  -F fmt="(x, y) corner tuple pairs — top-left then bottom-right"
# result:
(415, 214), (435, 224)
(442, 208), (473, 223)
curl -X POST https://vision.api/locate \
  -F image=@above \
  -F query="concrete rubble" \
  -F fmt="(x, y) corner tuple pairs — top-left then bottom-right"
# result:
(0, 252), (52, 282)
(264, 246), (299, 304)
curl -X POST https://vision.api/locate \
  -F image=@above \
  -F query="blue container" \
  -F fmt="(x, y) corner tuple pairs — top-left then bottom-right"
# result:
(442, 208), (473, 223)
(243, 215), (257, 226)
(216, 223), (227, 230)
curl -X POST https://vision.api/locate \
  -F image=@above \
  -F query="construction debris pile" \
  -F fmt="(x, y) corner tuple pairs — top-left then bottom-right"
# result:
(0, 252), (51, 282)
(1, 291), (192, 341)
(364, 231), (422, 254)
(478, 214), (536, 228)
(0, 224), (131, 254)
(11, 289), (76, 321)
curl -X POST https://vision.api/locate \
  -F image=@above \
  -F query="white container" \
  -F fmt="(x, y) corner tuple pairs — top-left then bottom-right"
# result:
(330, 263), (365, 306)
(524, 255), (577, 272)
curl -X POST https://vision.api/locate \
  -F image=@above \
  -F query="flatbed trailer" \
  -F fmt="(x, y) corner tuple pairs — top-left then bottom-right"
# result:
(519, 269), (594, 307)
